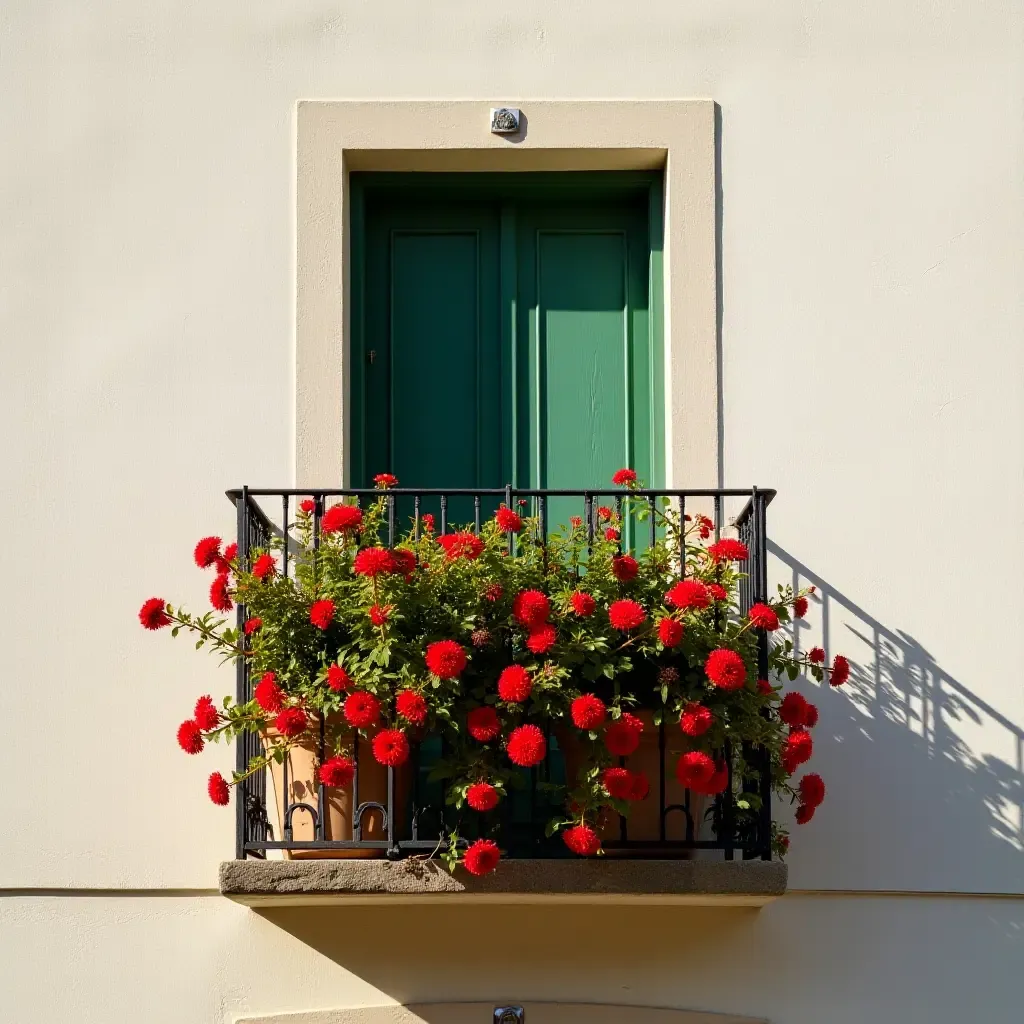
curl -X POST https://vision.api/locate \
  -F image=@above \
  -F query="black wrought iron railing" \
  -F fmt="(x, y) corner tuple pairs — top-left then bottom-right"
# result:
(226, 486), (776, 863)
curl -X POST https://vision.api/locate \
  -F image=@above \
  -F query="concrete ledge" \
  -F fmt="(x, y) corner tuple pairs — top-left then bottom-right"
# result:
(219, 858), (787, 907)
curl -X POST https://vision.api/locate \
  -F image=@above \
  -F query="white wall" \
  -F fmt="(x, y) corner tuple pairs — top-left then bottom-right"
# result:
(1, 0), (1022, 1020)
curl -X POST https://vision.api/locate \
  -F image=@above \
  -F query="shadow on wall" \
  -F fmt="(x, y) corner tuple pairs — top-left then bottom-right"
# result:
(771, 541), (1023, 891)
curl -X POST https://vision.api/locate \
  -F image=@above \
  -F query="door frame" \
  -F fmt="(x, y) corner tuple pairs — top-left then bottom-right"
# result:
(348, 172), (665, 490)
(295, 100), (718, 491)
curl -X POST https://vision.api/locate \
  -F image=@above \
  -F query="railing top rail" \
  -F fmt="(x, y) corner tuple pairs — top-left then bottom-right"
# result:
(226, 486), (776, 501)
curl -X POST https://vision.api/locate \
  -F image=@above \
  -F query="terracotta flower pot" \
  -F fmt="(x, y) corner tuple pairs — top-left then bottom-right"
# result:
(263, 718), (408, 860)
(557, 710), (707, 854)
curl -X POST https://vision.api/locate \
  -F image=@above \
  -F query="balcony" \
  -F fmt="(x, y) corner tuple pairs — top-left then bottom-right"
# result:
(218, 485), (787, 907)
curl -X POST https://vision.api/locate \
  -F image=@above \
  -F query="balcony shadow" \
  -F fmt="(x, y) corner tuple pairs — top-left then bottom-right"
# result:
(769, 541), (1023, 892)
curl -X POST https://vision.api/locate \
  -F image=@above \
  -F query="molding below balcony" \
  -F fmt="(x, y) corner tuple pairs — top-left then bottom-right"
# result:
(219, 858), (786, 907)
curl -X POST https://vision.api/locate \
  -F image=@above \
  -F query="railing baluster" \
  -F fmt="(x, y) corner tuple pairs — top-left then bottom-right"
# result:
(440, 494), (448, 535)
(281, 494), (289, 580)
(413, 493), (421, 541)
(234, 490), (247, 859)
(474, 494), (481, 534)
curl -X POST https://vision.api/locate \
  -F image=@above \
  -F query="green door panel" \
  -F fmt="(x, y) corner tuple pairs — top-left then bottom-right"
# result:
(354, 175), (662, 522)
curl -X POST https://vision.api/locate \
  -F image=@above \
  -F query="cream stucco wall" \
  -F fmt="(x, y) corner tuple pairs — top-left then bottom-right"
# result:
(1, 0), (1023, 1021)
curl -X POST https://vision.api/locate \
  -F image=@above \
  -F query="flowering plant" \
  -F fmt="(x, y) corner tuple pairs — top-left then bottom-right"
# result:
(141, 472), (847, 874)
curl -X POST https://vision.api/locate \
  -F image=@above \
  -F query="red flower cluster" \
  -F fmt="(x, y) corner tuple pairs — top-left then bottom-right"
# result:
(326, 664), (351, 692)
(570, 591), (596, 617)
(466, 781), (500, 812)
(396, 690), (428, 725)
(602, 766), (649, 801)
(495, 506), (523, 533)
(194, 536), (222, 569)
(705, 648), (746, 690)
(344, 691), (380, 728)
(676, 752), (728, 795)
(680, 702), (713, 737)
(611, 555), (639, 581)
(783, 728), (813, 771)
(194, 695), (219, 731)
(425, 640), (467, 679)
(322, 504), (363, 534)
(252, 554), (276, 581)
(437, 531), (486, 561)
(597, 506), (613, 522)
(319, 755), (355, 788)
(210, 573), (233, 613)
(512, 590), (550, 628)
(373, 728), (410, 766)
(793, 596), (809, 619)
(707, 538), (749, 562)
(830, 655), (850, 687)
(664, 580), (710, 611)
(506, 724), (546, 766)
(274, 707), (307, 738)
(420, 512), (435, 533)
(658, 617), (684, 647)
(571, 694), (607, 730)
(139, 597), (171, 630)
(798, 772), (825, 808)
(374, 473), (398, 488)
(463, 838), (500, 875)
(369, 603), (391, 626)
(208, 772), (230, 806)
(604, 712), (644, 756)
(177, 719), (204, 754)
(467, 705), (502, 742)
(498, 665), (532, 703)
(526, 624), (557, 654)
(563, 823), (601, 856)
(748, 602), (779, 631)
(605, 527), (620, 542)
(483, 582), (503, 602)
(779, 692), (812, 728)
(244, 617), (262, 635)
(353, 546), (395, 577)
(255, 672), (284, 712)
(612, 468), (637, 486)
(299, 498), (316, 514)
(707, 583), (727, 601)
(608, 599), (646, 631)
(809, 647), (826, 664)
(309, 599), (335, 630)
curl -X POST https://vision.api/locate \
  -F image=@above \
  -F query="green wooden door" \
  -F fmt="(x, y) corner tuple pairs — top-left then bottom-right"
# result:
(352, 174), (663, 508)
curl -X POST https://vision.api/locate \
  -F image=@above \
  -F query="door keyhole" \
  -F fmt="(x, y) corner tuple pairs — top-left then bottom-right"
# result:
(368, 349), (377, 365)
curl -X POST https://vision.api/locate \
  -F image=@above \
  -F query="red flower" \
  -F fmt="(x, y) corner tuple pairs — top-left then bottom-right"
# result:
(369, 603), (392, 626)
(798, 772), (826, 808)
(309, 599), (335, 630)
(707, 538), (749, 562)
(707, 583), (727, 602)
(353, 546), (395, 577)
(390, 548), (416, 578)
(795, 803), (815, 825)
(605, 527), (620, 542)
(693, 760), (729, 796)
(207, 772), (230, 806)
(785, 728), (813, 767)
(526, 623), (557, 654)
(571, 694), (607, 730)
(396, 689), (428, 725)
(658, 617), (685, 647)
(467, 705), (502, 742)
(512, 590), (550, 628)
(676, 750), (716, 790)
(570, 591), (596, 617)
(275, 707), (308, 738)
(803, 703), (819, 728)
(779, 692), (810, 728)
(498, 665), (532, 703)
(326, 664), (351, 692)
(608, 599), (646, 631)
(665, 580), (710, 611)
(193, 536), (222, 569)
(809, 646), (826, 664)
(483, 583), (504, 602)
(421, 513), (435, 533)
(602, 766), (636, 800)
(437, 531), (485, 561)
(463, 838), (501, 876)
(374, 473), (399, 488)
(748, 602), (779, 631)
(679, 702), (713, 737)
(138, 597), (171, 630)
(597, 505), (613, 521)
(604, 713), (644, 756)
(506, 724), (547, 767)
(252, 553), (276, 581)
(495, 506), (523, 533)
(611, 555), (639, 582)
(319, 755), (355, 788)
(757, 678), (774, 695)
(299, 499), (316, 514)
(466, 781), (500, 812)
(425, 640), (467, 679)
(793, 596), (809, 619)
(177, 719), (204, 754)
(194, 694), (219, 731)
(244, 617), (262, 635)
(612, 468), (637, 486)
(254, 672), (284, 712)
(630, 772), (651, 801)
(344, 691), (381, 729)
(830, 654), (850, 687)
(570, 516), (583, 528)
(373, 728), (410, 767)
(695, 514), (715, 540)
(218, 542), (238, 572)
(705, 648), (747, 690)
(322, 504), (363, 534)
(563, 823), (601, 856)
(210, 573), (233, 612)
